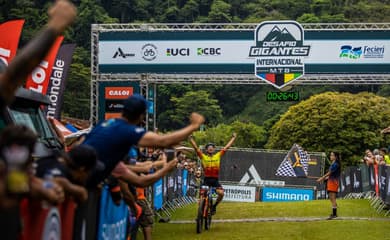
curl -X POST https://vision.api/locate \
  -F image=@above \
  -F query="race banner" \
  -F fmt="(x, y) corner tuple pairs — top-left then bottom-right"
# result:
(153, 178), (163, 210)
(385, 166), (390, 205)
(97, 185), (128, 240)
(222, 184), (256, 202)
(379, 166), (387, 201)
(350, 166), (363, 193)
(0, 19), (24, 65)
(176, 169), (182, 198)
(25, 36), (64, 95)
(44, 44), (76, 119)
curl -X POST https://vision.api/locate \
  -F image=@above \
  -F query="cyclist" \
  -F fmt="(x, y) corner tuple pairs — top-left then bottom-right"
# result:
(189, 133), (237, 215)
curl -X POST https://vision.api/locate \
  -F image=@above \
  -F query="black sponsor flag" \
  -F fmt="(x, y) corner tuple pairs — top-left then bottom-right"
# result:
(276, 144), (309, 177)
(44, 44), (76, 119)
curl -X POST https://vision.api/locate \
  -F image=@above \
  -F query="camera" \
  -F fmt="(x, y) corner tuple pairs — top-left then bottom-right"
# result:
(164, 149), (175, 162)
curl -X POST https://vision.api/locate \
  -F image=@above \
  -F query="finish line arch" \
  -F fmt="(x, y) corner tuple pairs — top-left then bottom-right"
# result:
(91, 23), (390, 127)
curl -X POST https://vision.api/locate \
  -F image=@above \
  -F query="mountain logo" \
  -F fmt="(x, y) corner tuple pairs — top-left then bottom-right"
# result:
(239, 164), (262, 184)
(249, 21), (310, 89)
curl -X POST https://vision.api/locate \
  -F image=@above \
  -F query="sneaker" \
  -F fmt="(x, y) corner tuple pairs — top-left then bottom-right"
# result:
(327, 214), (337, 220)
(211, 205), (217, 215)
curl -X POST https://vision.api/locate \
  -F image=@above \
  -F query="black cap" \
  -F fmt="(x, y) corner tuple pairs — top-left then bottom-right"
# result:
(68, 145), (104, 171)
(122, 94), (147, 116)
(205, 142), (216, 149)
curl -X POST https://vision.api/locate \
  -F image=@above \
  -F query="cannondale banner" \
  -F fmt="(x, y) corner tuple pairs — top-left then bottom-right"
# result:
(44, 44), (76, 119)
(98, 22), (390, 88)
(25, 36), (64, 95)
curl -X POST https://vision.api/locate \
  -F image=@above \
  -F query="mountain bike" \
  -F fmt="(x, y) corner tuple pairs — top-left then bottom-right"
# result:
(196, 184), (216, 234)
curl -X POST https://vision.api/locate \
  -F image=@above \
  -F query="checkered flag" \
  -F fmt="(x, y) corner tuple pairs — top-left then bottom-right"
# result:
(276, 144), (309, 177)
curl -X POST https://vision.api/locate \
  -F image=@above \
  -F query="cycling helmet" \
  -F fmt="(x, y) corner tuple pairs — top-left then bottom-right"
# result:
(205, 142), (216, 149)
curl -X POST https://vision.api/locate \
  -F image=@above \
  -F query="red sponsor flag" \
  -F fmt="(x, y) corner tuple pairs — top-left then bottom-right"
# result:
(0, 19), (25, 65)
(25, 36), (64, 95)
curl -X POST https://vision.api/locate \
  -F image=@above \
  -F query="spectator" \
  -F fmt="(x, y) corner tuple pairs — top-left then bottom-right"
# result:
(379, 148), (389, 166)
(317, 151), (341, 219)
(34, 144), (98, 203)
(0, 125), (64, 240)
(83, 94), (204, 188)
(361, 149), (376, 166)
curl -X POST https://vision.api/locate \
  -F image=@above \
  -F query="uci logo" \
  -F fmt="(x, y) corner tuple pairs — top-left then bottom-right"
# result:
(166, 48), (190, 56)
(142, 44), (158, 61)
(197, 48), (221, 56)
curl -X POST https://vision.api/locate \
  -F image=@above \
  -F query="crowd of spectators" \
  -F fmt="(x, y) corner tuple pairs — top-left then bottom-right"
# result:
(360, 147), (390, 166)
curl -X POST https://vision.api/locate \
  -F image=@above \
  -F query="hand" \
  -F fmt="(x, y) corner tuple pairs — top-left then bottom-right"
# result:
(166, 158), (178, 171)
(232, 132), (237, 138)
(189, 112), (205, 128)
(316, 177), (323, 183)
(44, 181), (65, 205)
(47, 0), (77, 34)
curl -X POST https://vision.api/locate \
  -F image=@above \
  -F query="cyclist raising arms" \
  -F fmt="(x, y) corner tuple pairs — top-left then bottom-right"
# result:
(189, 133), (237, 215)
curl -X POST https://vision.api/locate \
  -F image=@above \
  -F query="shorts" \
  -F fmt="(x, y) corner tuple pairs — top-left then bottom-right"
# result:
(136, 199), (154, 227)
(327, 178), (339, 193)
(203, 177), (223, 189)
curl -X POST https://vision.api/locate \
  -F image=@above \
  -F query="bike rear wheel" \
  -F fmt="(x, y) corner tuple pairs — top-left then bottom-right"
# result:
(196, 199), (205, 234)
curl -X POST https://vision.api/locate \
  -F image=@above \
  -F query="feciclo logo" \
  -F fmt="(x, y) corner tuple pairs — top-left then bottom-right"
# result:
(42, 207), (61, 240)
(141, 43), (158, 61)
(249, 21), (310, 89)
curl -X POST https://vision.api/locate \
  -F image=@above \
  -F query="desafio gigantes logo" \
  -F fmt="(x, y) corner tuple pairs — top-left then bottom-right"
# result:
(249, 21), (310, 89)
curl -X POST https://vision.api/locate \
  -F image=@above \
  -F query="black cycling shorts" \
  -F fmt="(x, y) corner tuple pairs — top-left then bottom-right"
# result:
(203, 177), (223, 189)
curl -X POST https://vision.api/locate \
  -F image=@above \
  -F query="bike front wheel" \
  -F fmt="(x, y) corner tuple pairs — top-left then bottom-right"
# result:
(196, 199), (205, 234)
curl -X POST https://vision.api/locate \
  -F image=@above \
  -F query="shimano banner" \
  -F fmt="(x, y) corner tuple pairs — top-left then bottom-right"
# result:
(97, 185), (128, 240)
(261, 187), (314, 202)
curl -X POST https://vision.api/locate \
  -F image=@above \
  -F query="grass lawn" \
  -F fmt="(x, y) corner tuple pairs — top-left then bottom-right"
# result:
(143, 199), (390, 240)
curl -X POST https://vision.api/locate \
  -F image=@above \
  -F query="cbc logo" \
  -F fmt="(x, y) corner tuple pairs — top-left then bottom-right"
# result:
(142, 44), (158, 61)
(197, 48), (221, 56)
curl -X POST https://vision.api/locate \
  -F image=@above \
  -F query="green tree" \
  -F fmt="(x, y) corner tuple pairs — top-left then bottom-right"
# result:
(169, 90), (223, 128)
(71, 0), (118, 50)
(266, 92), (390, 166)
(297, 13), (321, 23)
(62, 47), (91, 119)
(207, 0), (232, 23)
(189, 120), (266, 148)
(179, 0), (200, 22)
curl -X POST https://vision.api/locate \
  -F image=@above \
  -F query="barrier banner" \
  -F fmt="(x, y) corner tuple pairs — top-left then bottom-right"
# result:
(58, 199), (77, 240)
(261, 187), (314, 202)
(25, 36), (64, 95)
(20, 199), (61, 240)
(167, 173), (175, 203)
(73, 189), (100, 240)
(379, 166), (387, 201)
(222, 184), (256, 202)
(97, 185), (128, 240)
(163, 175), (167, 202)
(344, 167), (352, 195)
(153, 178), (163, 210)
(44, 43), (76, 119)
(182, 169), (188, 196)
(316, 181), (327, 199)
(338, 171), (347, 198)
(220, 150), (323, 187)
(176, 169), (182, 198)
(368, 165), (376, 192)
(385, 166), (390, 205)
(359, 164), (371, 192)
(350, 166), (363, 193)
